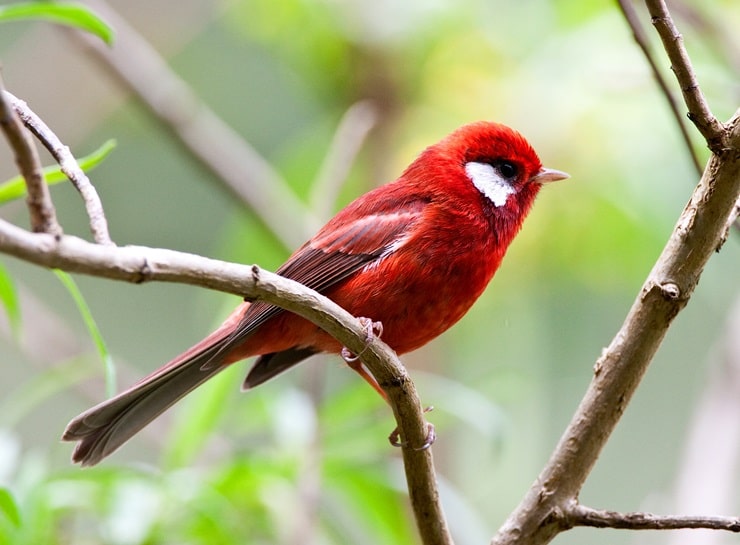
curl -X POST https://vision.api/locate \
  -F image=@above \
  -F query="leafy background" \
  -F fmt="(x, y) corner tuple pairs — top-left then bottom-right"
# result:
(0, 1), (738, 544)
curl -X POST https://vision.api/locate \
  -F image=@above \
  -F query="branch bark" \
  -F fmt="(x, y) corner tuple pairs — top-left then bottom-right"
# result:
(3, 90), (113, 245)
(566, 504), (740, 532)
(489, 2), (740, 542)
(490, 109), (740, 545)
(645, 0), (727, 150)
(0, 218), (452, 545)
(0, 3), (735, 544)
(0, 78), (61, 237)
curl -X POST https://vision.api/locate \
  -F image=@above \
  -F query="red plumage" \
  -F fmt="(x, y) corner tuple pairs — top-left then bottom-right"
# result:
(62, 121), (568, 466)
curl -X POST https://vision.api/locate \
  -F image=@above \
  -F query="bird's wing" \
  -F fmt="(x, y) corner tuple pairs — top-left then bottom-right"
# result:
(214, 195), (428, 353)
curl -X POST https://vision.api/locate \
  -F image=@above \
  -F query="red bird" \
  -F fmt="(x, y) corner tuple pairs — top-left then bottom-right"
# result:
(63, 121), (568, 466)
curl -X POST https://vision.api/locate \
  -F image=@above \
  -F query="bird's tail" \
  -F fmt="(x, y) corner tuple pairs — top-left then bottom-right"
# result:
(62, 308), (249, 467)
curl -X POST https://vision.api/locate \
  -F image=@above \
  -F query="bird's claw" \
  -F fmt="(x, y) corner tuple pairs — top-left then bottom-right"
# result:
(340, 317), (383, 363)
(340, 346), (359, 363)
(362, 318), (384, 339)
(388, 406), (436, 450)
(340, 317), (388, 400)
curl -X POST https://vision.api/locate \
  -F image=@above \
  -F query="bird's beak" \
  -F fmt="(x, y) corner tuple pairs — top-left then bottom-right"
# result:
(531, 168), (570, 184)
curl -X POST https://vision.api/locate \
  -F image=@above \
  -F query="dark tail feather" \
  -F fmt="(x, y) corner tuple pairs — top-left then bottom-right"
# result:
(243, 347), (318, 390)
(63, 342), (228, 467)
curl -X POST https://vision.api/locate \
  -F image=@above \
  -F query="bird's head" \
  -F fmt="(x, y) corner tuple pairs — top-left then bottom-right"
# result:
(405, 121), (568, 215)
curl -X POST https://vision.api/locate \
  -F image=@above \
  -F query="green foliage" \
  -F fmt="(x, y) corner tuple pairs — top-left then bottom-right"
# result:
(0, 486), (21, 528)
(0, 1), (114, 44)
(0, 381), (419, 544)
(0, 263), (20, 339)
(0, 139), (116, 205)
(0, 1), (738, 545)
(54, 270), (116, 397)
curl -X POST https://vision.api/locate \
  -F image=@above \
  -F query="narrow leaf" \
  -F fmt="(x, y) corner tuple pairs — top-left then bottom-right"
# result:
(0, 139), (116, 204)
(0, 263), (20, 339)
(0, 487), (21, 528)
(0, 2), (114, 45)
(54, 270), (116, 397)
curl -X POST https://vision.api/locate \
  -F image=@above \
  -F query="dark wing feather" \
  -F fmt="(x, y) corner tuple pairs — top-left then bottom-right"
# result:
(243, 347), (319, 389)
(210, 196), (428, 361)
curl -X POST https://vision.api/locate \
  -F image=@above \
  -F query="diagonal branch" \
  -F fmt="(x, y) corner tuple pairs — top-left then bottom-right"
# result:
(0, 217), (452, 545)
(491, 109), (740, 545)
(4, 90), (113, 245)
(491, 2), (740, 542)
(0, 78), (62, 237)
(644, 0), (726, 150)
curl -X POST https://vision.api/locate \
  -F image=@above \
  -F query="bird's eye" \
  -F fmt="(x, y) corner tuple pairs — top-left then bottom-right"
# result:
(497, 161), (518, 179)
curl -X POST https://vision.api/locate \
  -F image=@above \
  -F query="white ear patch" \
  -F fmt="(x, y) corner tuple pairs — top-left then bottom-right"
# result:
(464, 161), (515, 208)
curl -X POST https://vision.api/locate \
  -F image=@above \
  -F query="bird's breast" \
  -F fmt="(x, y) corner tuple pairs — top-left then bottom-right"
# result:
(327, 215), (502, 354)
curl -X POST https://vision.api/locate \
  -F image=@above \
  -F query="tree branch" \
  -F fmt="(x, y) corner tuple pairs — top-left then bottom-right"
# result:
(491, 108), (740, 545)
(565, 504), (740, 533)
(0, 78), (61, 237)
(645, 0), (727, 150)
(3, 90), (113, 245)
(490, 2), (740, 541)
(0, 217), (452, 545)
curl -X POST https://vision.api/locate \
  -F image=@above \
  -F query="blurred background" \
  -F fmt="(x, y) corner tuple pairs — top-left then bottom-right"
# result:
(0, 0), (738, 544)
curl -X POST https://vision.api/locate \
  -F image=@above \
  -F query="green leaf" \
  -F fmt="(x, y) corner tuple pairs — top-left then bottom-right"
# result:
(0, 139), (116, 204)
(0, 2), (114, 44)
(0, 263), (20, 339)
(0, 487), (21, 528)
(54, 270), (116, 397)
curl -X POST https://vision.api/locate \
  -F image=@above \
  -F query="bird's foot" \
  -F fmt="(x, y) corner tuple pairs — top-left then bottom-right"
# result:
(389, 406), (436, 450)
(341, 317), (386, 400)
(340, 317), (383, 363)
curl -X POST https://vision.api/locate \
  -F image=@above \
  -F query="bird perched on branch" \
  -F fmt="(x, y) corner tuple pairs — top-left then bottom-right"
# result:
(63, 121), (568, 466)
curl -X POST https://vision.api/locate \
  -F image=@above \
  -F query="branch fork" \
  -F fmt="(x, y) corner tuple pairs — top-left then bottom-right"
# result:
(0, 2), (738, 544)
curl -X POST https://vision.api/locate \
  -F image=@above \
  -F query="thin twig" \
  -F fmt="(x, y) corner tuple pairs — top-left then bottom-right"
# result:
(0, 78), (61, 237)
(645, 0), (727, 150)
(65, 0), (319, 249)
(0, 218), (452, 545)
(309, 100), (378, 220)
(616, 0), (703, 176)
(566, 504), (740, 532)
(4, 91), (113, 245)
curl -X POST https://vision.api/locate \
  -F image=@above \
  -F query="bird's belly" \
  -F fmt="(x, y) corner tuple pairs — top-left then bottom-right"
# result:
(327, 255), (492, 355)
(238, 242), (498, 359)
